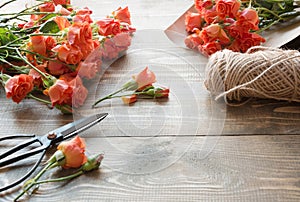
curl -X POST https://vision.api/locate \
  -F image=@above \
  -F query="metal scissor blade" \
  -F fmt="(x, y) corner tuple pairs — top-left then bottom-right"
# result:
(50, 113), (108, 143)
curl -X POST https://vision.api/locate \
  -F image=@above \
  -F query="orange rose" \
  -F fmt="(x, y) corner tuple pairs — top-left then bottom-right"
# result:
(28, 64), (46, 88)
(68, 22), (92, 45)
(48, 60), (70, 75)
(200, 24), (230, 45)
(54, 16), (71, 30)
(101, 38), (120, 60)
(112, 32), (132, 51)
(185, 12), (202, 33)
(195, 0), (213, 13)
(69, 76), (88, 108)
(236, 8), (259, 31)
(238, 32), (265, 53)
(215, 0), (241, 18)
(39, 2), (55, 12)
(133, 67), (156, 90)
(198, 41), (222, 56)
(224, 22), (244, 39)
(57, 136), (87, 169)
(29, 35), (47, 56)
(77, 60), (101, 79)
(52, 0), (70, 6)
(53, 43), (83, 65)
(184, 32), (204, 50)
(96, 18), (121, 36)
(203, 6), (219, 24)
(73, 7), (93, 23)
(112, 7), (131, 25)
(5, 74), (34, 104)
(48, 79), (73, 106)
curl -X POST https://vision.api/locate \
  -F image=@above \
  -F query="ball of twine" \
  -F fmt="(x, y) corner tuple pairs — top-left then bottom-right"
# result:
(204, 46), (300, 104)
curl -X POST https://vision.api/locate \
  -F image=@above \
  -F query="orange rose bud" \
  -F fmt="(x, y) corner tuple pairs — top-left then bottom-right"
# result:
(57, 136), (87, 169)
(122, 94), (137, 104)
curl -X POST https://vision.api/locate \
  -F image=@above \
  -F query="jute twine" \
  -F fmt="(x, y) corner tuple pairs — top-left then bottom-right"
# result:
(204, 46), (300, 104)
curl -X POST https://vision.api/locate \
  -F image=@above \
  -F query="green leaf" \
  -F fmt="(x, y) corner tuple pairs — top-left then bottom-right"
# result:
(39, 20), (60, 33)
(0, 27), (18, 46)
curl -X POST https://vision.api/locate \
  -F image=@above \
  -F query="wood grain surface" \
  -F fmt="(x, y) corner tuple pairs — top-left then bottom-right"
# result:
(0, 0), (300, 201)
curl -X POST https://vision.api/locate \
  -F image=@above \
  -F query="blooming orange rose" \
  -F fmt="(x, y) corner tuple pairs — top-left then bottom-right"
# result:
(5, 74), (34, 104)
(184, 32), (204, 50)
(53, 43), (83, 65)
(29, 35), (47, 56)
(77, 60), (101, 79)
(237, 8), (259, 31)
(69, 76), (88, 108)
(54, 16), (71, 30)
(111, 32), (132, 51)
(73, 7), (93, 23)
(133, 67), (156, 90)
(39, 2), (55, 12)
(68, 22), (93, 46)
(101, 38), (120, 60)
(52, 0), (70, 6)
(195, 0), (213, 14)
(48, 60), (70, 75)
(185, 12), (202, 32)
(47, 79), (73, 106)
(57, 136), (87, 169)
(198, 41), (222, 56)
(224, 22), (244, 39)
(112, 7), (131, 24)
(238, 32), (265, 53)
(28, 64), (46, 88)
(200, 24), (230, 45)
(96, 18), (121, 36)
(215, 0), (241, 18)
(203, 6), (219, 24)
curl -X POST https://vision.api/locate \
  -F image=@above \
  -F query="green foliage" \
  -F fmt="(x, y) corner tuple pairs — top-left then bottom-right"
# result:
(39, 20), (60, 33)
(0, 27), (18, 46)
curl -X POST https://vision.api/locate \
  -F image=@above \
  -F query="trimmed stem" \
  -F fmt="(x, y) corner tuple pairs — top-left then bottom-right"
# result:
(27, 94), (52, 105)
(92, 86), (129, 107)
(14, 161), (57, 201)
(32, 170), (84, 185)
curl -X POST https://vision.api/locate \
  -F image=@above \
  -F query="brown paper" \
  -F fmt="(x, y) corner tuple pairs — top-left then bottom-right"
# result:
(165, 5), (300, 49)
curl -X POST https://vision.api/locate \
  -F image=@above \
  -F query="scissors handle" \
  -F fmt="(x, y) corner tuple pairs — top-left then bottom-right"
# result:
(0, 149), (46, 192)
(0, 145), (48, 167)
(0, 134), (35, 141)
(0, 136), (40, 160)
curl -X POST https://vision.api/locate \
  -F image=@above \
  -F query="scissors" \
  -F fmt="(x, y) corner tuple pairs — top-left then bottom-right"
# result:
(0, 113), (108, 192)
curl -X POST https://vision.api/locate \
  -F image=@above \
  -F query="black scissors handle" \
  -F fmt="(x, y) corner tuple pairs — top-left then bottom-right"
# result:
(0, 136), (41, 161)
(0, 150), (46, 192)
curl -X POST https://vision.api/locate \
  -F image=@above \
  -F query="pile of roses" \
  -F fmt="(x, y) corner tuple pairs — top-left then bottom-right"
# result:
(0, 0), (135, 113)
(185, 0), (300, 56)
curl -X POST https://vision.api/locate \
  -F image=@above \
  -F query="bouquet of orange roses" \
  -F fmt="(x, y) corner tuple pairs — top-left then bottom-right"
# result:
(0, 0), (135, 113)
(185, 0), (300, 56)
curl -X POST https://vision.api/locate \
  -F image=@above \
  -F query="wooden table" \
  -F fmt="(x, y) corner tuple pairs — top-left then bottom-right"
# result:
(1, 0), (300, 201)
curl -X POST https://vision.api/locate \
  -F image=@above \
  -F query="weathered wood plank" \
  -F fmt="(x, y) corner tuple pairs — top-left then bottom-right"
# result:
(1, 135), (299, 201)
